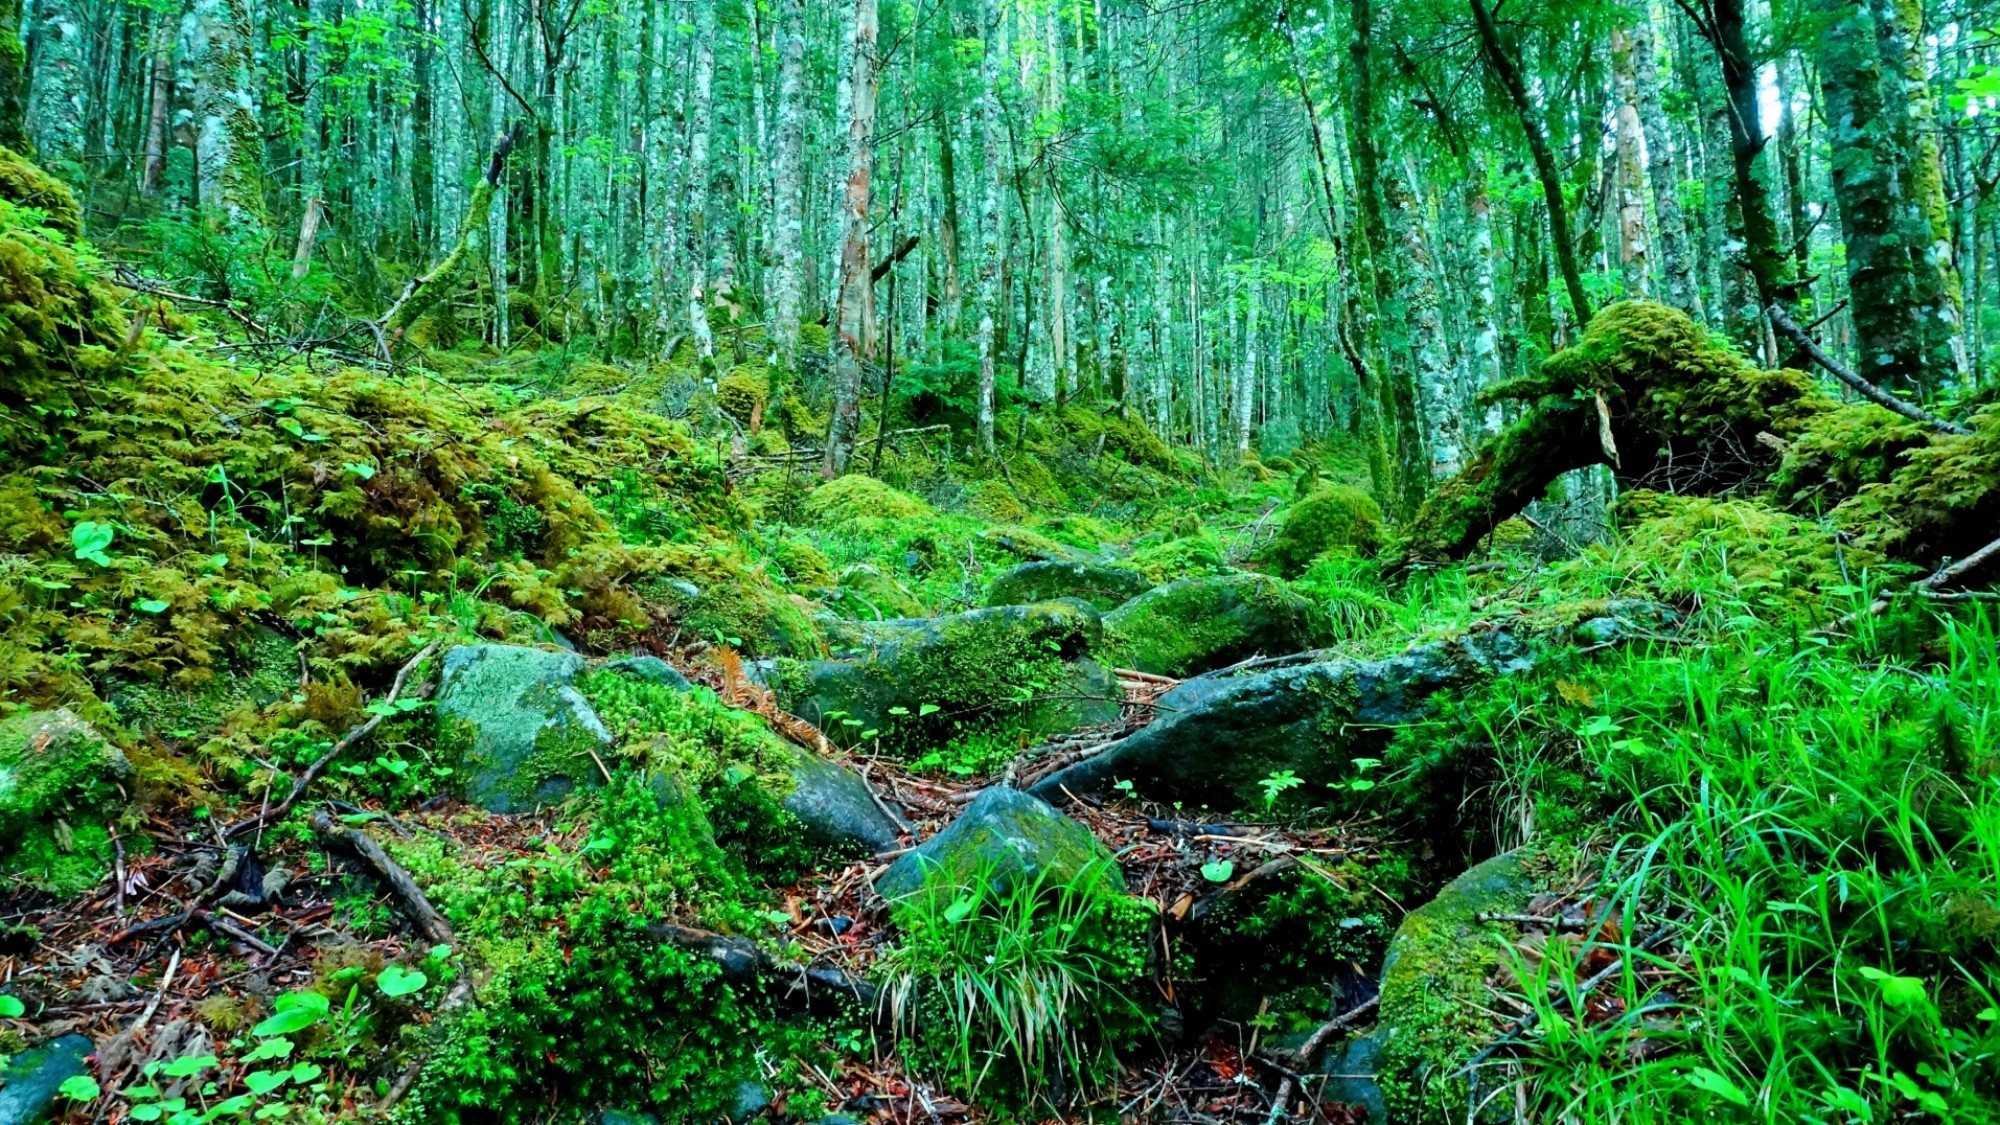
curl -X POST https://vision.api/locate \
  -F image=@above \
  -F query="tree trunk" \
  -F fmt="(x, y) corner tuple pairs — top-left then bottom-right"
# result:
(685, 0), (718, 366)
(1816, 0), (1932, 391)
(1389, 169), (1458, 478)
(975, 0), (1003, 456)
(937, 106), (963, 333)
(1468, 0), (1590, 328)
(139, 18), (172, 194)
(25, 0), (83, 178)
(1702, 0), (1796, 321)
(769, 0), (806, 392)
(188, 0), (264, 225)
(0, 0), (26, 154)
(1630, 4), (1697, 314)
(822, 0), (878, 476)
(1874, 0), (1964, 386)
(1610, 26), (1650, 300)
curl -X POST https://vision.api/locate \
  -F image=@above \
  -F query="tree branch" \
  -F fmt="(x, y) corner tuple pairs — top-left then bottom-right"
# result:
(1767, 303), (1972, 435)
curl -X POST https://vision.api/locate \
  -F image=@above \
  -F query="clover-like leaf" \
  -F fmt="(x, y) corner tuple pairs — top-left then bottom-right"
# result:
(377, 964), (429, 998)
(1200, 860), (1235, 883)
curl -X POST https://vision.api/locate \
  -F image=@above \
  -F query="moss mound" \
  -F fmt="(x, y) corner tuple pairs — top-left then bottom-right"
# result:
(1263, 485), (1385, 578)
(803, 474), (934, 526)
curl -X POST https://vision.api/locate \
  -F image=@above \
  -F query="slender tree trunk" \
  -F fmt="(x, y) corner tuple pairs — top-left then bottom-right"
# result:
(140, 19), (172, 193)
(0, 0), (25, 154)
(769, 0), (806, 384)
(937, 106), (963, 333)
(26, 0), (84, 178)
(975, 0), (1003, 455)
(1875, 0), (1964, 385)
(1235, 276), (1257, 457)
(1610, 26), (1650, 299)
(1702, 0), (1797, 321)
(188, 0), (264, 224)
(1467, 166), (1504, 438)
(1389, 169), (1458, 478)
(822, 0), (878, 476)
(685, 0), (717, 366)
(1631, 4), (1697, 314)
(1468, 0), (1590, 328)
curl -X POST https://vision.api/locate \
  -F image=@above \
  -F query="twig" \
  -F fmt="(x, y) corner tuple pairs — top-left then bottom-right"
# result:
(1767, 303), (1972, 435)
(225, 642), (439, 839)
(311, 811), (454, 945)
(1290, 995), (1380, 1067)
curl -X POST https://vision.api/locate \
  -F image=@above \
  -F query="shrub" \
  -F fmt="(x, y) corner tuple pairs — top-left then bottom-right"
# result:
(1262, 485), (1385, 578)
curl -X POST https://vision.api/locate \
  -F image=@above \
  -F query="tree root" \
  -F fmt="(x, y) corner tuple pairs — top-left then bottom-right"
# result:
(310, 810), (453, 946)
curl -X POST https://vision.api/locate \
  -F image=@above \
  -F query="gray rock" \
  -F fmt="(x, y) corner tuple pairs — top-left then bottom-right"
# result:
(1102, 572), (1327, 678)
(1029, 630), (1536, 809)
(876, 786), (1123, 901)
(0, 1034), (93, 1125)
(767, 603), (1122, 756)
(1375, 852), (1538, 1123)
(436, 644), (614, 813)
(600, 655), (691, 691)
(984, 561), (1152, 611)
(726, 1080), (772, 1122)
(772, 741), (905, 854)
(0, 710), (132, 896)
(1314, 1034), (1386, 1124)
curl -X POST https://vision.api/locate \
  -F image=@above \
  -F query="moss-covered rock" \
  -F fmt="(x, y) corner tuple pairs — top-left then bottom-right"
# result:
(435, 644), (614, 813)
(1102, 573), (1328, 678)
(962, 478), (1030, 523)
(832, 563), (927, 620)
(804, 475), (934, 527)
(0, 1033), (94, 1124)
(1122, 532), (1230, 586)
(766, 602), (1122, 757)
(983, 560), (1151, 611)
(875, 785), (1122, 900)
(1263, 486), (1385, 578)
(1375, 852), (1537, 1123)
(0, 710), (131, 897)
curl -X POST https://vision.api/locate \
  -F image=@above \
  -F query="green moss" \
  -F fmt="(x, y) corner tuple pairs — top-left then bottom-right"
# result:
(1123, 531), (1228, 585)
(0, 709), (133, 896)
(1103, 573), (1327, 678)
(804, 475), (934, 526)
(714, 366), (769, 424)
(1832, 404), (2000, 565)
(1772, 404), (1933, 512)
(962, 478), (1029, 523)
(1262, 485), (1386, 578)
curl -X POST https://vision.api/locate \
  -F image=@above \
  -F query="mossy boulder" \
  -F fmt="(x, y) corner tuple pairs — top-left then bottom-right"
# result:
(832, 563), (927, 620)
(1262, 486), (1385, 578)
(1375, 852), (1537, 1123)
(1103, 573), (1328, 678)
(0, 1033), (94, 1125)
(1030, 629), (1538, 810)
(983, 560), (1151, 611)
(0, 710), (131, 897)
(771, 740), (905, 854)
(765, 602), (1122, 757)
(803, 475), (934, 527)
(435, 644), (615, 814)
(875, 785), (1123, 900)
(962, 478), (1030, 523)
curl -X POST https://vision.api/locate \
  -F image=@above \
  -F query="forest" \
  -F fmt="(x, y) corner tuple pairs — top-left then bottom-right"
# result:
(0, 0), (1998, 1120)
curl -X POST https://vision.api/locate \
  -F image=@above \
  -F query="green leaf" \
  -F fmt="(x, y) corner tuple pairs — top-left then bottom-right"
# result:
(241, 1037), (294, 1063)
(71, 520), (114, 566)
(376, 964), (429, 997)
(343, 462), (376, 479)
(135, 598), (171, 614)
(242, 1070), (290, 1096)
(59, 1075), (103, 1100)
(160, 1054), (219, 1078)
(918, 703), (940, 717)
(1858, 966), (1927, 1009)
(887, 706), (910, 716)
(1201, 860), (1235, 883)
(129, 1105), (166, 1122)
(253, 993), (328, 1037)
(1686, 1067), (1749, 1106)
(287, 1062), (323, 1084)
(943, 895), (976, 924)
(0, 994), (23, 1017)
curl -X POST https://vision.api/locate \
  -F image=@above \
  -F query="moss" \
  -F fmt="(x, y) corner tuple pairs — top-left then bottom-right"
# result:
(1103, 573), (1327, 678)
(0, 145), (81, 236)
(766, 537), (834, 590)
(714, 366), (769, 425)
(961, 478), (1029, 523)
(1772, 403), (1933, 512)
(1832, 404), (2000, 565)
(1263, 485), (1385, 578)
(0, 709), (134, 896)
(831, 562), (927, 619)
(1122, 531), (1228, 585)
(803, 474), (934, 526)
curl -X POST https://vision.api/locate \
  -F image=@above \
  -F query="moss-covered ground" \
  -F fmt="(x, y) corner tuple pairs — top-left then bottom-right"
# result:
(2, 150), (1997, 1125)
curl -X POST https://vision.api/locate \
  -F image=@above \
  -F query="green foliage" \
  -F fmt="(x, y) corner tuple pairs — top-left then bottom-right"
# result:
(804, 474), (935, 526)
(877, 858), (1157, 1108)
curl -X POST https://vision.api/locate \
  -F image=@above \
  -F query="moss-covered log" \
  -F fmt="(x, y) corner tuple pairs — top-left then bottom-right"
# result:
(1401, 301), (1832, 562)
(379, 121), (522, 348)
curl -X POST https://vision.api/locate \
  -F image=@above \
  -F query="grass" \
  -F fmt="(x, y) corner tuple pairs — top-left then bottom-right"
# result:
(874, 857), (1157, 1109)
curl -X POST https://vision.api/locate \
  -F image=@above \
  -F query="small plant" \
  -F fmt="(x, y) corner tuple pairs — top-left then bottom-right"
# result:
(71, 520), (114, 566)
(1258, 768), (1303, 808)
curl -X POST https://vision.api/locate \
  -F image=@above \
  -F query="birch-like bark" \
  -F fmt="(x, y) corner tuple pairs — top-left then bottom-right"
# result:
(1629, 4), (1697, 314)
(975, 0), (1003, 455)
(769, 0), (806, 375)
(1610, 26), (1650, 299)
(822, 0), (878, 476)
(1466, 167), (1503, 437)
(25, 0), (83, 177)
(1389, 169), (1458, 478)
(187, 0), (264, 224)
(1234, 275), (1257, 457)
(685, 0), (717, 365)
(1875, 0), (1965, 383)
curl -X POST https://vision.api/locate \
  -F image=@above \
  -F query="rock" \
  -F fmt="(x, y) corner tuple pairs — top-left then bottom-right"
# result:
(765, 602), (1122, 756)
(771, 741), (905, 854)
(725, 1080), (772, 1123)
(600, 655), (691, 691)
(875, 786), (1123, 901)
(593, 1112), (658, 1125)
(1261, 486), (1385, 577)
(983, 561), (1151, 611)
(1102, 573), (1327, 678)
(435, 644), (614, 813)
(0, 1034), (93, 1125)
(1029, 630), (1536, 809)
(1375, 852), (1537, 1123)
(0, 710), (132, 897)
(832, 563), (927, 619)
(1313, 1034), (1387, 1124)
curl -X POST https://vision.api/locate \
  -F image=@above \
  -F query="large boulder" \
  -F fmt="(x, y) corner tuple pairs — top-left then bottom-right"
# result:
(1029, 629), (1536, 810)
(0, 710), (131, 897)
(435, 644), (615, 813)
(1102, 573), (1328, 678)
(875, 786), (1122, 901)
(983, 561), (1151, 611)
(1375, 852), (1538, 1124)
(0, 1034), (94, 1125)
(769, 741), (904, 854)
(765, 602), (1122, 756)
